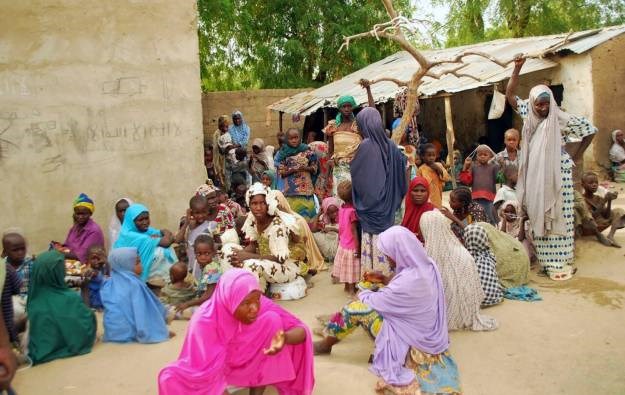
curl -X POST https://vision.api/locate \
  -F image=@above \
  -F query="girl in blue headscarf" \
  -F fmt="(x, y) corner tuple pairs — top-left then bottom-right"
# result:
(229, 110), (251, 148)
(113, 203), (177, 283)
(101, 247), (170, 343)
(351, 107), (407, 276)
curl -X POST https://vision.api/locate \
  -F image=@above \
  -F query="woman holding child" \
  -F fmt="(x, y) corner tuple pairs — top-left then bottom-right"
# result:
(159, 268), (315, 395)
(314, 226), (460, 395)
(506, 56), (596, 279)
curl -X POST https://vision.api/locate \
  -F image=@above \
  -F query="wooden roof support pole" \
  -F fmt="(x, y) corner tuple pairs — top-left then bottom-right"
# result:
(444, 95), (457, 189)
(279, 111), (284, 133)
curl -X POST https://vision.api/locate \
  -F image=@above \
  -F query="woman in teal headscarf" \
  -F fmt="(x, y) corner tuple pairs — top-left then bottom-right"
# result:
(27, 251), (96, 365)
(113, 203), (177, 283)
(323, 95), (363, 195)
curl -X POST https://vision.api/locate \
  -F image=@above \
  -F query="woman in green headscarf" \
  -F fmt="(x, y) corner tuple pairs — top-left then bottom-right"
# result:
(27, 251), (96, 365)
(323, 95), (363, 195)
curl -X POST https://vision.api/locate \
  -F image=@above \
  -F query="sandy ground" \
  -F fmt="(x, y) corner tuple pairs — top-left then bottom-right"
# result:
(12, 189), (625, 395)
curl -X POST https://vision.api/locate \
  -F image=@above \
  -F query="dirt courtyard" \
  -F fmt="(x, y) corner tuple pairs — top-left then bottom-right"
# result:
(12, 193), (625, 395)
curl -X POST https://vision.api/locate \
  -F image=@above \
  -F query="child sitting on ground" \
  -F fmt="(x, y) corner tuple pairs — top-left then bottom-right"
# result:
(492, 128), (521, 183)
(417, 143), (450, 208)
(331, 181), (360, 294)
(175, 235), (221, 314)
(498, 200), (537, 264)
(81, 245), (108, 310)
(2, 232), (33, 329)
(494, 165), (519, 213)
(578, 171), (625, 248)
(160, 263), (195, 320)
(459, 144), (499, 224)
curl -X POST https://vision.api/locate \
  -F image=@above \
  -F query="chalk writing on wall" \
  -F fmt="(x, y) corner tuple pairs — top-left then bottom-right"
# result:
(102, 77), (145, 96)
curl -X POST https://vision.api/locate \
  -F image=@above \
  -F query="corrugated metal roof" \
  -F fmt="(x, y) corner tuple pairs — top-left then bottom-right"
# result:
(269, 25), (625, 116)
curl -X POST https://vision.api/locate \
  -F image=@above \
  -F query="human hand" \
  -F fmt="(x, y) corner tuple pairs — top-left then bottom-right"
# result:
(430, 162), (443, 176)
(463, 157), (472, 170)
(0, 346), (17, 390)
(513, 54), (526, 68)
(439, 207), (455, 220)
(263, 330), (286, 355)
(358, 78), (371, 88)
(606, 191), (618, 201)
(175, 303), (188, 313)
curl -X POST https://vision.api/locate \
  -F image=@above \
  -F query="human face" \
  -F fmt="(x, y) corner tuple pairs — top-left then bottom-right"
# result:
(277, 131), (286, 147)
(503, 205), (517, 223)
(219, 123), (229, 133)
(533, 97), (550, 118)
(73, 206), (92, 226)
(582, 174), (599, 194)
(2, 235), (26, 264)
(234, 290), (261, 324)
(252, 145), (261, 155)
(326, 205), (339, 223)
(287, 130), (300, 148)
(340, 103), (353, 118)
(476, 150), (491, 165)
(233, 115), (242, 126)
(206, 191), (219, 210)
(449, 193), (463, 211)
(616, 130), (624, 144)
(194, 243), (215, 268)
(504, 134), (519, 151)
(134, 255), (143, 276)
(261, 174), (272, 188)
(204, 149), (213, 166)
(507, 170), (518, 186)
(306, 131), (316, 144)
(250, 195), (269, 220)
(191, 202), (209, 224)
(235, 184), (247, 198)
(423, 148), (436, 165)
(410, 184), (428, 205)
(385, 255), (396, 271)
(87, 250), (106, 270)
(217, 192), (227, 204)
(133, 212), (150, 232)
(115, 199), (130, 222)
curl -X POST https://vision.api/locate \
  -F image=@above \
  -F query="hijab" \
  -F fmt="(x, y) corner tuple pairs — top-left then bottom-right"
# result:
(113, 203), (176, 281)
(100, 248), (169, 343)
(498, 200), (522, 237)
(108, 197), (134, 249)
(401, 177), (435, 242)
(229, 110), (250, 147)
(517, 85), (571, 237)
(27, 251), (96, 365)
(158, 269), (314, 395)
(320, 197), (340, 225)
(351, 107), (407, 234)
(359, 226), (448, 386)
(609, 129), (625, 163)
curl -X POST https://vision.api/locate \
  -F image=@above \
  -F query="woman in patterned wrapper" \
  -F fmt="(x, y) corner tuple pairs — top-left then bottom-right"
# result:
(506, 56), (596, 280)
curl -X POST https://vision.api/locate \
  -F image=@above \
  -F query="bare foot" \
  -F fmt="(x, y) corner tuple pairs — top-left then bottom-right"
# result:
(313, 340), (332, 355)
(608, 237), (622, 248)
(597, 233), (612, 246)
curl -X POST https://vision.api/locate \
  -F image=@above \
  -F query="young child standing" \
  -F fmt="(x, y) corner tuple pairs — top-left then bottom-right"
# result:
(82, 245), (108, 310)
(332, 181), (360, 294)
(499, 200), (537, 264)
(175, 235), (221, 314)
(417, 143), (450, 208)
(579, 171), (625, 247)
(493, 129), (521, 174)
(459, 144), (499, 224)
(494, 165), (519, 213)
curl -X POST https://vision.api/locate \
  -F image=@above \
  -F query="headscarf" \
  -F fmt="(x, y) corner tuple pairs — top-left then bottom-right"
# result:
(251, 138), (271, 175)
(113, 203), (176, 281)
(517, 85), (571, 237)
(351, 107), (407, 234)
(262, 169), (278, 190)
(498, 200), (522, 237)
(335, 95), (358, 124)
(108, 197), (134, 249)
(392, 88), (419, 132)
(320, 197), (340, 225)
(401, 177), (435, 242)
(158, 269), (315, 395)
(265, 145), (276, 170)
(609, 129), (625, 163)
(73, 193), (95, 213)
(229, 110), (251, 147)
(419, 210), (497, 331)
(27, 251), (96, 365)
(195, 181), (219, 197)
(359, 226), (448, 386)
(100, 248), (169, 343)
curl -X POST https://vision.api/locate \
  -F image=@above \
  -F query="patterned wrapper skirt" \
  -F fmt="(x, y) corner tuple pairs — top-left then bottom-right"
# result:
(285, 195), (317, 221)
(332, 162), (352, 195)
(360, 232), (392, 277)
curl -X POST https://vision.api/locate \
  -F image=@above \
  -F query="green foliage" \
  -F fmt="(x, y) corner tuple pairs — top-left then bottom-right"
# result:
(197, 0), (411, 91)
(435, 0), (625, 47)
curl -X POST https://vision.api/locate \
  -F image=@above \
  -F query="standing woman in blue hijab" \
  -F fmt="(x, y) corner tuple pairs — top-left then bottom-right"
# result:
(229, 110), (251, 148)
(351, 107), (407, 276)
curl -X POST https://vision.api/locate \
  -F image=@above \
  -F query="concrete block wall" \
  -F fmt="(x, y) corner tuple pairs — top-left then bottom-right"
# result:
(0, 0), (206, 250)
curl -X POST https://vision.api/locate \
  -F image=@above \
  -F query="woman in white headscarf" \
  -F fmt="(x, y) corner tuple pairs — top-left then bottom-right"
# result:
(609, 129), (625, 182)
(108, 197), (133, 250)
(506, 56), (596, 280)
